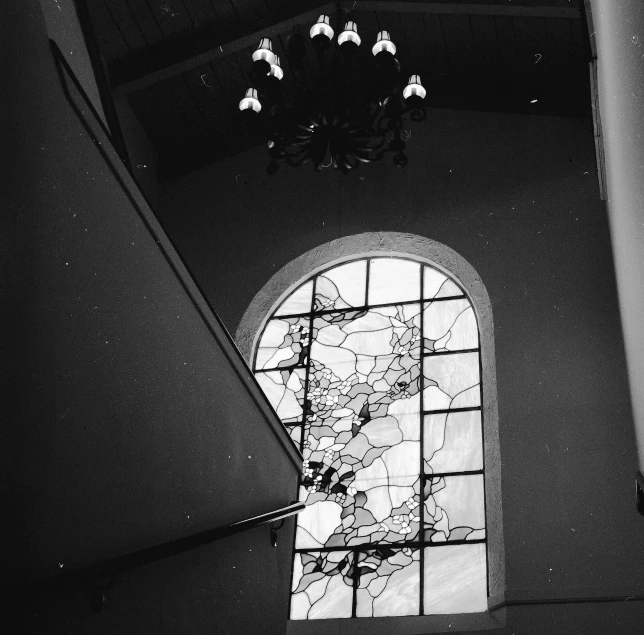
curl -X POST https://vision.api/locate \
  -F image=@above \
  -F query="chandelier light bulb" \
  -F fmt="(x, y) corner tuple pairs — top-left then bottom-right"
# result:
(270, 55), (284, 80)
(372, 31), (396, 56)
(338, 21), (361, 47)
(310, 15), (334, 41)
(252, 38), (276, 65)
(403, 74), (427, 100)
(239, 87), (261, 113)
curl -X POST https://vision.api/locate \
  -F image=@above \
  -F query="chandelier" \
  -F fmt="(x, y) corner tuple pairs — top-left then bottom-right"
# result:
(238, 13), (428, 175)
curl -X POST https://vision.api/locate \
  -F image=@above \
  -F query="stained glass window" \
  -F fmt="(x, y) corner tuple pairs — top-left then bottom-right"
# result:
(252, 257), (487, 619)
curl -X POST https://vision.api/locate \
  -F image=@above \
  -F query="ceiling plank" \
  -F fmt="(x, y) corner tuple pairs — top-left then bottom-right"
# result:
(422, 13), (450, 77)
(398, 11), (431, 74)
(102, 0), (144, 53)
(181, 0), (219, 27)
(492, 15), (517, 57)
(438, 13), (477, 70)
(468, 14), (502, 67)
(86, 0), (131, 61)
(143, 0), (196, 38)
(122, 0), (165, 46)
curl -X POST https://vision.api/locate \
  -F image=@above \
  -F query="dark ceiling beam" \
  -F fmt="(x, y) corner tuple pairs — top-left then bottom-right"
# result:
(343, 1), (580, 19)
(113, 0), (580, 97)
(112, 2), (336, 97)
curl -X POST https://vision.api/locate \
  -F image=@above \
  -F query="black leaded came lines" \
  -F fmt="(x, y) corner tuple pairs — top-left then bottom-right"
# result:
(423, 474), (486, 543)
(255, 316), (312, 370)
(272, 295), (468, 322)
(254, 367), (306, 425)
(421, 406), (481, 414)
(251, 257), (487, 619)
(296, 303), (423, 552)
(293, 539), (486, 554)
(422, 470), (484, 479)
(423, 348), (480, 357)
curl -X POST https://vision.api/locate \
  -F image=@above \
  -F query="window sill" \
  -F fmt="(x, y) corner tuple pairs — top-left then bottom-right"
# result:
(286, 611), (505, 635)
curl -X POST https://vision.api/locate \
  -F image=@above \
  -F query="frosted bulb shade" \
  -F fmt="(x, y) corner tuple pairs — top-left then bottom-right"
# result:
(403, 75), (427, 100)
(252, 38), (276, 65)
(372, 31), (396, 56)
(239, 88), (261, 113)
(269, 56), (284, 80)
(338, 21), (361, 47)
(310, 15), (334, 40)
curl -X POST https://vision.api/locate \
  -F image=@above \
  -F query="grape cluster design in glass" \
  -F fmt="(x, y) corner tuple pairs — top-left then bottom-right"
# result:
(253, 258), (487, 619)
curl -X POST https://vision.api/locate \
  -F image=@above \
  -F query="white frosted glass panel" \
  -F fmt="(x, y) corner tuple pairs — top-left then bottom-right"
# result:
(386, 394), (421, 441)
(342, 310), (392, 334)
(309, 341), (357, 380)
(292, 552), (304, 592)
(451, 386), (480, 409)
(291, 551), (353, 619)
(256, 317), (309, 369)
(357, 549), (420, 617)
(377, 441), (420, 486)
(424, 410), (483, 474)
(423, 267), (449, 299)
(316, 260), (367, 310)
(308, 573), (353, 619)
(424, 544), (487, 614)
(369, 258), (421, 305)
(316, 324), (348, 347)
(254, 369), (306, 424)
(296, 499), (343, 547)
(445, 306), (478, 351)
(287, 426), (303, 447)
(425, 475), (485, 542)
(254, 371), (286, 412)
(423, 352), (480, 410)
(343, 326), (396, 356)
(275, 281), (313, 316)
(435, 279), (463, 298)
(257, 319), (289, 349)
(424, 299), (477, 352)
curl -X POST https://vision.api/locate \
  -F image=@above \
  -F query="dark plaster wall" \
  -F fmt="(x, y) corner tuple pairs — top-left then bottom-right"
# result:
(158, 107), (644, 630)
(22, 520), (297, 635)
(3, 2), (298, 633)
(39, 0), (105, 126)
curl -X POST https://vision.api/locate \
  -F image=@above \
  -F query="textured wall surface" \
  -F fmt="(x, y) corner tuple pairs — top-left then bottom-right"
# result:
(4, 2), (297, 633)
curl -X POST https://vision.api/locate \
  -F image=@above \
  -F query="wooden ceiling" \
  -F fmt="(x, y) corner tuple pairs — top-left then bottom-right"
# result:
(85, 0), (591, 179)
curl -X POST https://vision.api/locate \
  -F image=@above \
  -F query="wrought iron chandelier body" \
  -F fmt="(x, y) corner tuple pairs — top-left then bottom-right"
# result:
(239, 14), (427, 174)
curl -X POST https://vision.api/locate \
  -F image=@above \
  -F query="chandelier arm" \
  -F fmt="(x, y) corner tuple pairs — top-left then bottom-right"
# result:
(285, 153), (310, 168)
(283, 140), (308, 152)
(294, 146), (319, 166)
(365, 135), (387, 150)
(353, 153), (374, 164)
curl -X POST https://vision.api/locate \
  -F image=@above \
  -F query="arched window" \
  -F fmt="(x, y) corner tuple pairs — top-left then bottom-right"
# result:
(237, 233), (503, 622)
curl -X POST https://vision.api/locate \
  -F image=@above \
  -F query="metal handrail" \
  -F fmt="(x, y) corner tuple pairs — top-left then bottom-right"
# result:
(28, 501), (304, 610)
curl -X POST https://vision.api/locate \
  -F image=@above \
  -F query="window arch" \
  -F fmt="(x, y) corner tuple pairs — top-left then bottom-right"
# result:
(236, 233), (503, 622)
